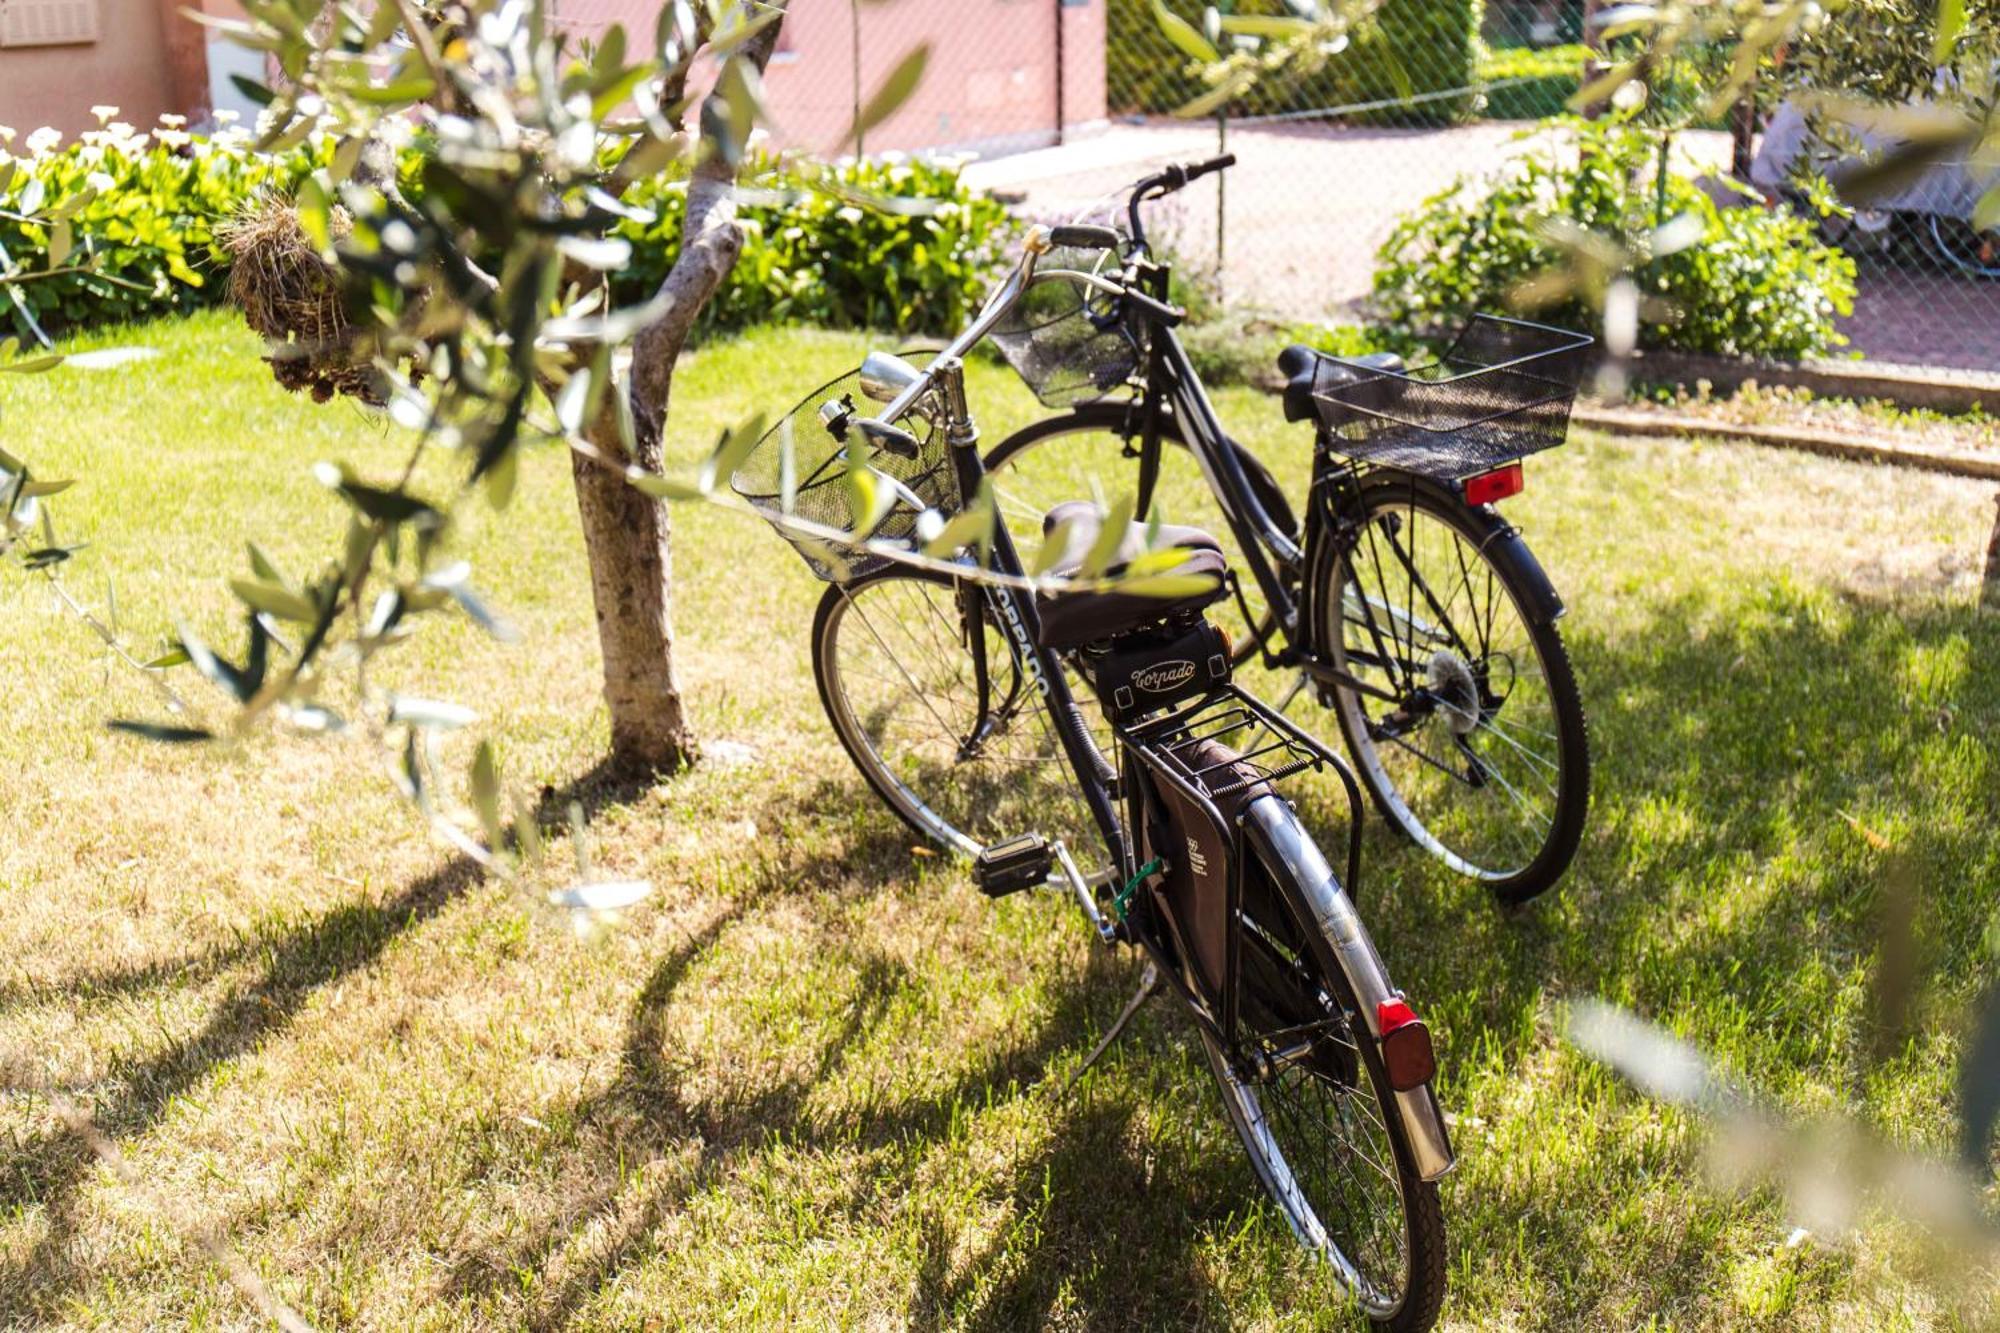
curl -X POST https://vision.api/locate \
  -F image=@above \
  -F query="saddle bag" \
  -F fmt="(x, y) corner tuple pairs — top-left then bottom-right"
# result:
(1088, 618), (1231, 724)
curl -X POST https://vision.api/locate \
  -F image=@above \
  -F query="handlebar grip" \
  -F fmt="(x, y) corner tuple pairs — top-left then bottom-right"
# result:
(1185, 153), (1237, 182)
(1048, 224), (1123, 250)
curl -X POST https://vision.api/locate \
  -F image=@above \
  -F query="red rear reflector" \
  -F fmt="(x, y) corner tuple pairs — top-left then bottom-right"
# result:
(1462, 463), (1523, 507)
(1376, 997), (1435, 1091)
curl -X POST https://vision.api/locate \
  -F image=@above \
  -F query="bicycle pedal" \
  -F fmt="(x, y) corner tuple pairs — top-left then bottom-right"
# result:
(972, 833), (1052, 898)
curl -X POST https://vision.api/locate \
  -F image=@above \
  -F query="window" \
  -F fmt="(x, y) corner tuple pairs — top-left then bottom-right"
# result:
(0, 0), (99, 48)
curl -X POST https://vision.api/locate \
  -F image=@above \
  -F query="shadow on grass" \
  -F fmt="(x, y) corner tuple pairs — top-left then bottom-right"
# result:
(1344, 580), (2000, 1326)
(434, 783), (1236, 1329)
(9, 573), (1998, 1328)
(0, 757), (666, 1319)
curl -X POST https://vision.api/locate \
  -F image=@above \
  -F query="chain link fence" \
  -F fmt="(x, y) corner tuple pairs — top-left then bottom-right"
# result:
(794, 0), (1997, 378)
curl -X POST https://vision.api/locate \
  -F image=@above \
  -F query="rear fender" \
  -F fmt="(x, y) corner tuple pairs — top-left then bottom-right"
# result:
(1241, 795), (1456, 1181)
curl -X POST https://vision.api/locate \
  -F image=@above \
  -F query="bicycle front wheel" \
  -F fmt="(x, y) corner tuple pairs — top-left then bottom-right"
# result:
(1308, 474), (1589, 904)
(812, 567), (1099, 858)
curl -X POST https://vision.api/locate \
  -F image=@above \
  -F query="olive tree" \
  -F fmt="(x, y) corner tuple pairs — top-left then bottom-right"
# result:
(7, 0), (1206, 904)
(196, 0), (947, 782)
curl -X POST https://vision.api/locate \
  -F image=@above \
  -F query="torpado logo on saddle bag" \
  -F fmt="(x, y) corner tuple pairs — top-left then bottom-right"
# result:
(1135, 659), (1198, 693)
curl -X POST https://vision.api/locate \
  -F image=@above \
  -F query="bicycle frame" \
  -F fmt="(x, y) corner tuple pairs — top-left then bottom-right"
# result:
(832, 229), (1457, 1183)
(939, 364), (1137, 891)
(1116, 265), (1427, 710)
(850, 227), (1396, 875)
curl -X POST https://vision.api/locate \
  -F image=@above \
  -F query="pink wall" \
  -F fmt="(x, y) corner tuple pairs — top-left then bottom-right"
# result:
(0, 0), (177, 139)
(0, 0), (1108, 152)
(563, 0), (1107, 155)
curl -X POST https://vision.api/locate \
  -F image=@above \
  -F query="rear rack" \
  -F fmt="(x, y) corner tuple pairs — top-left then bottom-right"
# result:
(1160, 701), (1321, 798)
(1119, 684), (1365, 898)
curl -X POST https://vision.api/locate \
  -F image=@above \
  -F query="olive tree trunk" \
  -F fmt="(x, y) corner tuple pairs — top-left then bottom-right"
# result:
(570, 7), (789, 776)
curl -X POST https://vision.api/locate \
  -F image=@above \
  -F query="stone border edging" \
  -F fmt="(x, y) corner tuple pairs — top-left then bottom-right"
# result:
(1571, 406), (2000, 482)
(1625, 351), (1998, 416)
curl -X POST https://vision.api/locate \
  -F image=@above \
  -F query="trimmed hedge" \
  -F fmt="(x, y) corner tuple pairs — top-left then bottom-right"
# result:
(1476, 44), (1587, 122)
(1475, 41), (1728, 128)
(1, 128), (1012, 342)
(1108, 0), (1484, 127)
(0, 119), (319, 339)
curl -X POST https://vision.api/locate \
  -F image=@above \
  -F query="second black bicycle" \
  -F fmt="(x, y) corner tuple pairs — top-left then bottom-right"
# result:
(982, 157), (1593, 905)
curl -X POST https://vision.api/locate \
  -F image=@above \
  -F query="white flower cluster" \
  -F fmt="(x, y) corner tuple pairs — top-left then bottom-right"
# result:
(0, 108), (263, 172)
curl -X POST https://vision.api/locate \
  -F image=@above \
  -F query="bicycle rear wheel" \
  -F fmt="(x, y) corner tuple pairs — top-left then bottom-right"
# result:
(812, 566), (1099, 858)
(1200, 805), (1446, 1330)
(1308, 473), (1589, 905)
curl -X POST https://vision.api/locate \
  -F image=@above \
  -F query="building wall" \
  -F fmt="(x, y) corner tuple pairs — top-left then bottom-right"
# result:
(562, 0), (1108, 156)
(0, 0), (183, 138)
(0, 0), (1109, 153)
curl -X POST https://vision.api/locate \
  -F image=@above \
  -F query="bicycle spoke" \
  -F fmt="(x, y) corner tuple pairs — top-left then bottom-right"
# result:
(1319, 485), (1579, 883)
(1472, 715), (1562, 788)
(824, 573), (1100, 855)
(847, 594), (971, 744)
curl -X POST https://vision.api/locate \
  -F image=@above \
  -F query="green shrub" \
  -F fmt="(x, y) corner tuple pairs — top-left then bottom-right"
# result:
(0, 118), (318, 339)
(611, 156), (1015, 337)
(0, 126), (1013, 343)
(1108, 0), (1483, 126)
(1370, 117), (1858, 359)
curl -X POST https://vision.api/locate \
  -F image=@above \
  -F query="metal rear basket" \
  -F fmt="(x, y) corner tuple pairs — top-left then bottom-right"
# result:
(729, 367), (958, 582)
(1310, 315), (1593, 481)
(989, 246), (1147, 407)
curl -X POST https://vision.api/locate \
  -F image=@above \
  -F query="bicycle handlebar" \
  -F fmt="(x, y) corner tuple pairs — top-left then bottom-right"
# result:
(1126, 153), (1237, 246)
(1048, 223), (1123, 251)
(845, 203), (1200, 469)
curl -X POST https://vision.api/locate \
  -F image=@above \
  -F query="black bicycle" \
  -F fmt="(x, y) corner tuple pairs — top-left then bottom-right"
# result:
(982, 156), (1593, 906)
(735, 227), (1457, 1330)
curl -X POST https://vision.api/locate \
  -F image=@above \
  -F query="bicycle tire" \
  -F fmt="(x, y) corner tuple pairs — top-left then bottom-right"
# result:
(1926, 213), (2000, 280)
(1309, 472), (1589, 905)
(812, 564), (1103, 858)
(1199, 801), (1446, 1330)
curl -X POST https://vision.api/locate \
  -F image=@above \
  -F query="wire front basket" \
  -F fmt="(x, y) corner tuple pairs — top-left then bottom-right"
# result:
(990, 246), (1147, 407)
(730, 368), (958, 582)
(1310, 315), (1593, 481)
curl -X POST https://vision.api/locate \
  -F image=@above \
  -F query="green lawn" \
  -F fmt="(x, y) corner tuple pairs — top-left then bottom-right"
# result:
(3, 309), (1997, 1329)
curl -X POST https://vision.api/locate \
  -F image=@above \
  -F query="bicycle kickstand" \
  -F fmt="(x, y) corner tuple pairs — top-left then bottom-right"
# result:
(1063, 961), (1163, 1097)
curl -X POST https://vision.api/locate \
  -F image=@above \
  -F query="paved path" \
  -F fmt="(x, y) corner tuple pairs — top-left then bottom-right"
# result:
(1841, 274), (1999, 376)
(964, 120), (1998, 375)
